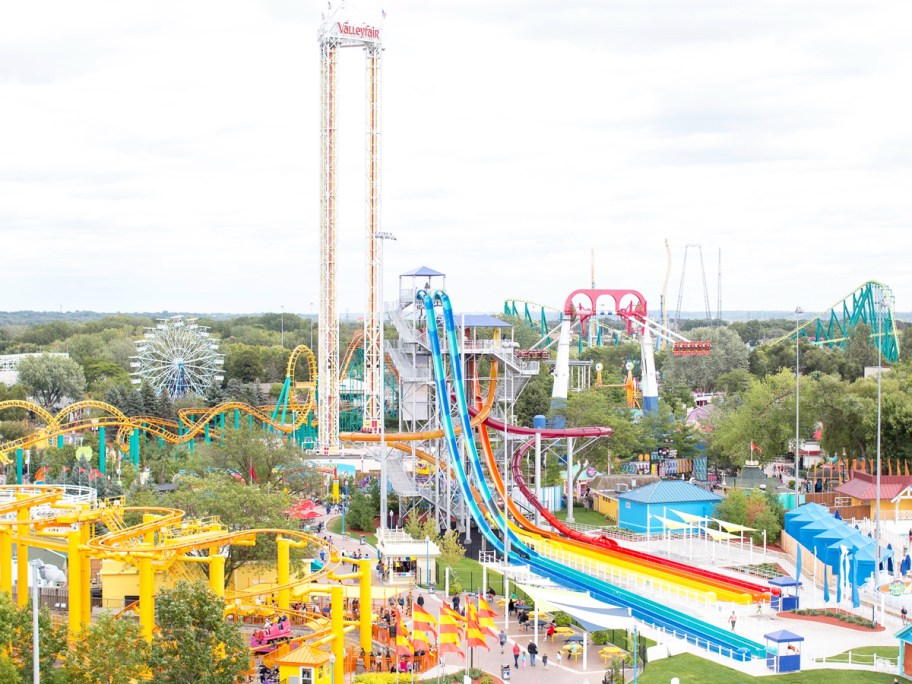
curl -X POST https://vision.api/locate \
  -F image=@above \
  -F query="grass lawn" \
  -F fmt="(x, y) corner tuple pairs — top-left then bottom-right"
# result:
(639, 653), (899, 683)
(440, 556), (504, 595)
(552, 506), (612, 527)
(326, 515), (377, 547)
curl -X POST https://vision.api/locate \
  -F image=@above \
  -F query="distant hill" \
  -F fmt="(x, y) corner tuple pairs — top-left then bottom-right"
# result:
(1, 310), (909, 326)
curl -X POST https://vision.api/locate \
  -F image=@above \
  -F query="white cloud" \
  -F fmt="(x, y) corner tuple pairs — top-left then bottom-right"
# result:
(0, 0), (910, 317)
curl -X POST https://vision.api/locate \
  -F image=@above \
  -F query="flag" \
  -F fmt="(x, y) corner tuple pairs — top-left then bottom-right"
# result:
(394, 616), (414, 656)
(412, 627), (431, 650)
(248, 464), (258, 482)
(466, 603), (490, 650)
(851, 554), (860, 608)
(750, 442), (763, 454)
(438, 603), (464, 658)
(795, 543), (802, 582)
(823, 565), (830, 603)
(413, 603), (437, 636)
(476, 597), (499, 638)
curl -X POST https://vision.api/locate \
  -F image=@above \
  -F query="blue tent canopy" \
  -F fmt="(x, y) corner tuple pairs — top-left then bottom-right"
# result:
(798, 520), (838, 550)
(812, 526), (853, 558)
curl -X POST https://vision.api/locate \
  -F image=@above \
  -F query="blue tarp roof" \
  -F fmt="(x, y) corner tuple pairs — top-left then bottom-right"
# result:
(400, 266), (445, 277)
(617, 481), (722, 504)
(764, 630), (805, 643)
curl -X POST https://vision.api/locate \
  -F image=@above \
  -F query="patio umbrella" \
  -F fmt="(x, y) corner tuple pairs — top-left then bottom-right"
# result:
(564, 635), (584, 643)
(834, 509), (842, 520)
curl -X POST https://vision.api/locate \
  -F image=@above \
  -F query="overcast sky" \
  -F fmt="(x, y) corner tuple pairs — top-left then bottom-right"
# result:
(1, 0), (910, 319)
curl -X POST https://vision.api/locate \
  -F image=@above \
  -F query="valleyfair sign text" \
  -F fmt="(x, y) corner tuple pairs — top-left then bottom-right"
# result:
(337, 22), (380, 41)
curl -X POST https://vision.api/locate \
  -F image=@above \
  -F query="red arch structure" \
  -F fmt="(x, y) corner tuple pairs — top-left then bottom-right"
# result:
(564, 288), (648, 332)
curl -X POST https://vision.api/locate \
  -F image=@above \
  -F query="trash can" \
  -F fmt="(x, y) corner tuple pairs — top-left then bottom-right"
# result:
(501, 665), (511, 681)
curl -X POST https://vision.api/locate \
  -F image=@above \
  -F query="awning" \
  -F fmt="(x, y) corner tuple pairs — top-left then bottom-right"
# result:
(703, 527), (740, 541)
(515, 583), (633, 632)
(651, 515), (694, 531)
(712, 518), (756, 533)
(670, 510), (707, 525)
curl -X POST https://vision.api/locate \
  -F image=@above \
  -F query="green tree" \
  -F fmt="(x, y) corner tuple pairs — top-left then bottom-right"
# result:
(157, 476), (300, 584)
(661, 326), (749, 391)
(198, 426), (300, 487)
(16, 353), (86, 409)
(224, 344), (264, 382)
(437, 529), (466, 568)
(65, 612), (150, 684)
(345, 486), (378, 533)
(150, 581), (249, 684)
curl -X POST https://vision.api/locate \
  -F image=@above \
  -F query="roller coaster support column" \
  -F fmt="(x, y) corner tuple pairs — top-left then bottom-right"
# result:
(67, 529), (82, 634)
(534, 433), (542, 527)
(57, 434), (64, 449)
(277, 537), (291, 611)
(234, 410), (239, 430)
(130, 429), (140, 466)
(139, 515), (157, 641)
(205, 423), (210, 444)
(209, 547), (225, 597)
(358, 558), (372, 653)
(16, 505), (28, 606)
(330, 586), (344, 684)
(80, 524), (91, 625)
(566, 436), (575, 523)
(15, 449), (22, 485)
(98, 427), (106, 475)
(0, 525), (11, 596)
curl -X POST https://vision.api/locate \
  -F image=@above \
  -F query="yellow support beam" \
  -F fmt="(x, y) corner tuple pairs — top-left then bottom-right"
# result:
(358, 558), (372, 653)
(209, 547), (225, 597)
(330, 586), (344, 684)
(277, 537), (291, 611)
(16, 506), (28, 607)
(67, 529), (82, 635)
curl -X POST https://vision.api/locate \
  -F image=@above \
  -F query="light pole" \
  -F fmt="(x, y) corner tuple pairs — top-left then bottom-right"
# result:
(376, 231), (396, 530)
(310, 301), (315, 351)
(874, 287), (891, 584)
(794, 306), (803, 507)
(30, 560), (41, 684)
(425, 535), (430, 588)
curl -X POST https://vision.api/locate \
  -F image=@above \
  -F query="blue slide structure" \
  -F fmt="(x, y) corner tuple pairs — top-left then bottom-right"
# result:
(418, 290), (764, 661)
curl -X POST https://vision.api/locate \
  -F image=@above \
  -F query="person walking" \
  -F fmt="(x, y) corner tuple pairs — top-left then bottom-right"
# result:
(902, 606), (909, 626)
(499, 629), (508, 654)
(729, 611), (737, 631)
(541, 653), (548, 670)
(513, 643), (521, 668)
(527, 641), (538, 667)
(546, 622), (555, 641)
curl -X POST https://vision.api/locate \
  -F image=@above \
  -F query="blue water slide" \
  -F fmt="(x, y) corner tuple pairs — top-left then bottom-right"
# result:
(420, 290), (763, 660)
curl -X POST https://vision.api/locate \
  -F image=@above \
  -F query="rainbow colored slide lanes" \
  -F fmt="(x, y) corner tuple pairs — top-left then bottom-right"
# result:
(420, 289), (765, 660)
(474, 412), (769, 604)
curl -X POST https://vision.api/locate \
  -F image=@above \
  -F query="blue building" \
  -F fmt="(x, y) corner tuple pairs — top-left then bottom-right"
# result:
(617, 481), (722, 534)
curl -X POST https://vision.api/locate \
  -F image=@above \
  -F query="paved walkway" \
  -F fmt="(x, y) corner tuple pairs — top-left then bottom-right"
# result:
(309, 506), (900, 679)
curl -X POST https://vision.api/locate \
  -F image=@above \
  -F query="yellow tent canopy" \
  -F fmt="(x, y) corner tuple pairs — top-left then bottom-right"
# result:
(711, 518), (756, 533)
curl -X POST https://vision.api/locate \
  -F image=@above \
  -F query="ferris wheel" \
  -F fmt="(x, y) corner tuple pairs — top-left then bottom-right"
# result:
(130, 316), (224, 397)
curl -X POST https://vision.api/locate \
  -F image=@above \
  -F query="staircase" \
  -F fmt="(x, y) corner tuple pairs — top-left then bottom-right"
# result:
(386, 455), (422, 497)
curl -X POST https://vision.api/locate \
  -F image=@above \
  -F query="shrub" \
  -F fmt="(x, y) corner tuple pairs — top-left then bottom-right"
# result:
(591, 630), (611, 645)
(552, 611), (573, 627)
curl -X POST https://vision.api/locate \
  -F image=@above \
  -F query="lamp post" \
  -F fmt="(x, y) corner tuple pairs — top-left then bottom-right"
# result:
(874, 287), (891, 586)
(310, 301), (315, 351)
(30, 560), (41, 684)
(376, 231), (396, 530)
(794, 306), (803, 507)
(425, 535), (430, 588)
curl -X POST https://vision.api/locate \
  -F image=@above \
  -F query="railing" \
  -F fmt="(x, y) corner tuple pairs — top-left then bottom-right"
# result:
(813, 650), (899, 670)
